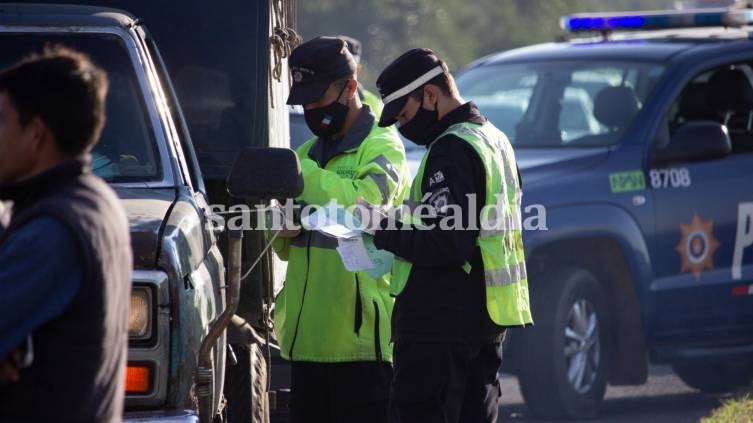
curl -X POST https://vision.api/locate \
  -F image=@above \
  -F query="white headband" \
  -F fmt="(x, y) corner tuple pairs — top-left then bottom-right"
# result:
(382, 66), (444, 105)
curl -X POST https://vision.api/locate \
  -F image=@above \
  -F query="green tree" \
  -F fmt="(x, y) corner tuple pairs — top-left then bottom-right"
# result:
(296, 0), (678, 89)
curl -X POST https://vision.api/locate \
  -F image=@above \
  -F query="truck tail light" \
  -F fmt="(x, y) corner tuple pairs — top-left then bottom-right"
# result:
(125, 364), (151, 394)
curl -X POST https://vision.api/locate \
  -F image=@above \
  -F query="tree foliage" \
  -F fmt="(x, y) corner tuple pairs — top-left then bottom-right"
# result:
(296, 0), (717, 88)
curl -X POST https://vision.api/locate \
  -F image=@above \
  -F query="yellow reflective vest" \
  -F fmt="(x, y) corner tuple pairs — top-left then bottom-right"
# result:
(391, 121), (533, 326)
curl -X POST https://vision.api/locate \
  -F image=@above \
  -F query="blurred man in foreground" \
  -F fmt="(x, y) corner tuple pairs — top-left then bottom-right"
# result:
(0, 45), (132, 422)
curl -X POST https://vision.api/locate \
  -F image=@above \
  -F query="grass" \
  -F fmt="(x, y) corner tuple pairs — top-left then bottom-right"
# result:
(702, 390), (753, 423)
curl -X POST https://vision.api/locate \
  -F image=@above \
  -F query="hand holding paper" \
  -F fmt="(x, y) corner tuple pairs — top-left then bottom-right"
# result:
(336, 234), (393, 279)
(301, 200), (393, 278)
(353, 198), (387, 235)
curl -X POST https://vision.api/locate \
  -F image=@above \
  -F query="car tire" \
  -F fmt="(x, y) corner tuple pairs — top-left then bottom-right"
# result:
(673, 361), (753, 394)
(224, 343), (270, 423)
(517, 266), (610, 419)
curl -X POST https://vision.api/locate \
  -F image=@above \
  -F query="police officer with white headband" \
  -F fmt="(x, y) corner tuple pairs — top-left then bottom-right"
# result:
(371, 48), (533, 423)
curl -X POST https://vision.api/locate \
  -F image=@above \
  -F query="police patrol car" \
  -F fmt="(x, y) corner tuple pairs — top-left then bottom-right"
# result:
(454, 6), (753, 419)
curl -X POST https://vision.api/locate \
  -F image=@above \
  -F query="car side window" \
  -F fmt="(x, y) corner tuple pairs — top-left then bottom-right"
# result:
(289, 106), (313, 150)
(666, 63), (753, 155)
(457, 61), (664, 148)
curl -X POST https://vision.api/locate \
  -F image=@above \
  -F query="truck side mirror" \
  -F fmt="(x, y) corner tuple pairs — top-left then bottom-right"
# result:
(652, 121), (731, 163)
(226, 147), (303, 199)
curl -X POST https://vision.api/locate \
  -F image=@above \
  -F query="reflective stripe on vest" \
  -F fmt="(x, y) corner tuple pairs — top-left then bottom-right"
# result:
(389, 121), (533, 327)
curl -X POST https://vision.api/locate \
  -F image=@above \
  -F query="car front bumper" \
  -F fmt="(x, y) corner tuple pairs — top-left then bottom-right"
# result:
(123, 410), (198, 423)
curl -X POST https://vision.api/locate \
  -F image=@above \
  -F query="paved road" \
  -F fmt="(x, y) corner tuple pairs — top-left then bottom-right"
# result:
(499, 366), (728, 422)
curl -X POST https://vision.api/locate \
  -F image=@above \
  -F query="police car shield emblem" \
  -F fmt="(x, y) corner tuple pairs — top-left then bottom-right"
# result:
(675, 212), (720, 280)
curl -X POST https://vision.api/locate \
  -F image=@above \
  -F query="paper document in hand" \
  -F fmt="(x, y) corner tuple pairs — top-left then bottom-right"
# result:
(336, 236), (374, 271)
(335, 234), (394, 279)
(362, 235), (393, 279)
(300, 202), (362, 239)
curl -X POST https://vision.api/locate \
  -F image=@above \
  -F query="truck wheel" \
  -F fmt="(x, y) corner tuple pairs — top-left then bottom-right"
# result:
(517, 267), (610, 419)
(224, 343), (270, 423)
(673, 361), (753, 393)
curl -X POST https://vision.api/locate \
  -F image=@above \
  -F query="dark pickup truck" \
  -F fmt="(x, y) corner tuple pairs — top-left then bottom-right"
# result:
(0, 3), (299, 422)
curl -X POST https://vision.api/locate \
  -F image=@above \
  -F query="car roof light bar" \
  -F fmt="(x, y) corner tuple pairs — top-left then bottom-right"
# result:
(561, 8), (753, 33)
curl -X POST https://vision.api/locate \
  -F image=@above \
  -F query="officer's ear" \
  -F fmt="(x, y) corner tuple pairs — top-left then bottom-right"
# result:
(345, 79), (358, 101)
(424, 84), (441, 110)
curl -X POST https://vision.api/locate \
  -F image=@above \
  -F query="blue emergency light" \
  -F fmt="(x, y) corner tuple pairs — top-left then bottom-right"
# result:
(561, 7), (753, 33)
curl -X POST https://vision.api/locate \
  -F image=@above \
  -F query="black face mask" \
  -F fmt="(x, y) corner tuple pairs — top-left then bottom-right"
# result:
(397, 95), (439, 146)
(304, 84), (350, 137)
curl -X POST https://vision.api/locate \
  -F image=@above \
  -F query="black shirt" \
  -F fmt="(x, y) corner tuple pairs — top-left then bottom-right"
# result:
(374, 102), (505, 344)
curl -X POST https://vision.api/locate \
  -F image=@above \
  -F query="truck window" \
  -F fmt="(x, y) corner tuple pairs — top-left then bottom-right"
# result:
(667, 63), (753, 155)
(456, 61), (665, 147)
(0, 33), (162, 183)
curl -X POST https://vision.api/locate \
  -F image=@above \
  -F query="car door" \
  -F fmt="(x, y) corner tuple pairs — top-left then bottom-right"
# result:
(647, 61), (753, 346)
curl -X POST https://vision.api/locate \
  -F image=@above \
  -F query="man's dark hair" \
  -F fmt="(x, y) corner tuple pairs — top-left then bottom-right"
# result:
(0, 44), (108, 156)
(409, 59), (457, 100)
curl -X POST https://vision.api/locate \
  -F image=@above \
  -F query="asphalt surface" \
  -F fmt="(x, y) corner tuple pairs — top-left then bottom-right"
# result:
(499, 366), (728, 422)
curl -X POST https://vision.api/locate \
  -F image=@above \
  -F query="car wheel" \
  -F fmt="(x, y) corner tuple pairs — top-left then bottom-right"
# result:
(224, 343), (269, 423)
(517, 266), (610, 419)
(673, 361), (753, 393)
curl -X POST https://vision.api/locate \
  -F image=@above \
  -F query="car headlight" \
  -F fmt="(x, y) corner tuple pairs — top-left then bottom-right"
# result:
(129, 286), (153, 340)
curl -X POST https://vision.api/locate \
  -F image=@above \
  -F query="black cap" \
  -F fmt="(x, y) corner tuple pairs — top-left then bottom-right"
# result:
(376, 48), (445, 127)
(287, 36), (357, 105)
(337, 35), (362, 63)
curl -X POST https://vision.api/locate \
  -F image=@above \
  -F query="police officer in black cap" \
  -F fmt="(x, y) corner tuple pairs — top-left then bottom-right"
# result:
(370, 49), (532, 423)
(271, 36), (410, 423)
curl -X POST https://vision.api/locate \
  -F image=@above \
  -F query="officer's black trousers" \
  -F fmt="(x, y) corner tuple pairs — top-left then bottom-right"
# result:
(290, 360), (392, 423)
(390, 341), (503, 423)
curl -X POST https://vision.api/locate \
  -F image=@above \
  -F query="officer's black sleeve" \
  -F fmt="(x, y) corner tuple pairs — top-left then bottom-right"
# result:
(373, 135), (485, 267)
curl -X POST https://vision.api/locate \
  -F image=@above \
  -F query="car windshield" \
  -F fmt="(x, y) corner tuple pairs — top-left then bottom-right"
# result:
(455, 61), (665, 148)
(0, 33), (161, 183)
